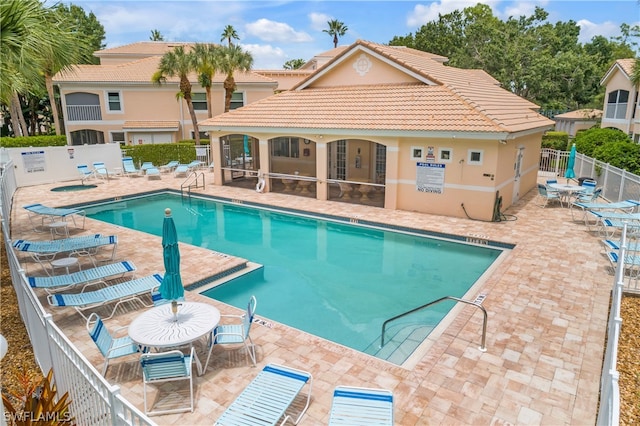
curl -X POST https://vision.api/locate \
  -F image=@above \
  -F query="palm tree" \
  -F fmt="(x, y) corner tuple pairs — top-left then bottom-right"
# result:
(632, 57), (640, 88)
(220, 25), (239, 47)
(192, 43), (221, 118)
(217, 44), (253, 113)
(151, 45), (201, 144)
(323, 19), (348, 48)
(149, 29), (164, 41)
(1, 0), (52, 136)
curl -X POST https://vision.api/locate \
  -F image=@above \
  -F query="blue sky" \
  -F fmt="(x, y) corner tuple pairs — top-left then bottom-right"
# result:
(57, 0), (639, 69)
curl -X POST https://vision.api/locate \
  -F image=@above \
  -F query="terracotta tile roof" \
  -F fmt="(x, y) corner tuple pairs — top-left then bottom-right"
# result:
(94, 41), (196, 57)
(554, 109), (602, 120)
(123, 120), (180, 130)
(199, 83), (552, 134)
(53, 57), (275, 85)
(601, 58), (636, 85)
(616, 58), (636, 76)
(201, 41), (554, 135)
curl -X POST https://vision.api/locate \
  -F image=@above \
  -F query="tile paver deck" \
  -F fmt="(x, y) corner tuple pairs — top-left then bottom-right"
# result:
(7, 172), (613, 425)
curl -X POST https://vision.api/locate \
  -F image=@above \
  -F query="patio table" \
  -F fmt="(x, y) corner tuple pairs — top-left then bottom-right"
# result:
(128, 301), (220, 375)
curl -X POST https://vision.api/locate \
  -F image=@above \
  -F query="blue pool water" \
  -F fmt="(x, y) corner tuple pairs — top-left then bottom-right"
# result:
(83, 192), (502, 364)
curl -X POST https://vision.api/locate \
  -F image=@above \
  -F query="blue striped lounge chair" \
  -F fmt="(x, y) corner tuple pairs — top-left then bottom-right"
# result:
(13, 234), (118, 266)
(77, 164), (98, 183)
(140, 348), (194, 416)
(173, 164), (189, 177)
(571, 199), (640, 225)
(159, 160), (179, 173)
(122, 157), (140, 177)
(27, 260), (136, 294)
(23, 203), (86, 232)
(86, 312), (142, 376)
(146, 167), (161, 180)
(329, 386), (394, 426)
(214, 363), (313, 426)
(601, 239), (640, 252)
(186, 160), (203, 171)
(47, 273), (163, 320)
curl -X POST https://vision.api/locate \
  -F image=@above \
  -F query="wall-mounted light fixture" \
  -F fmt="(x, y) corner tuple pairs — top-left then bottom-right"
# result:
(499, 140), (507, 145)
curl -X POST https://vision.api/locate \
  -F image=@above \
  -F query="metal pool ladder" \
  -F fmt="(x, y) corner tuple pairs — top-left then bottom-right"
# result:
(380, 295), (488, 352)
(181, 171), (205, 197)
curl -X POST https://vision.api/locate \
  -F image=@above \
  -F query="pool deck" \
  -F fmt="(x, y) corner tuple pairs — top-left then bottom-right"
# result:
(8, 172), (613, 425)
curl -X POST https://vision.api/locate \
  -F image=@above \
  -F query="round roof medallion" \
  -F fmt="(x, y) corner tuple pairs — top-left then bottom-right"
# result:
(353, 53), (372, 76)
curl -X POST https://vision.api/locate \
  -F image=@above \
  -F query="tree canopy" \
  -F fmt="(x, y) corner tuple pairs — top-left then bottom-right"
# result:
(389, 4), (638, 111)
(323, 19), (348, 48)
(283, 59), (306, 70)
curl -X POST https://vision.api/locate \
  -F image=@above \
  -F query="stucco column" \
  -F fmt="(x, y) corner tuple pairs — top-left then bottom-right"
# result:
(258, 138), (270, 192)
(384, 145), (399, 209)
(315, 141), (328, 200)
(210, 137), (223, 186)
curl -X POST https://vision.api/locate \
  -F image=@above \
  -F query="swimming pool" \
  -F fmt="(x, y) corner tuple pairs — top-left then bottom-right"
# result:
(83, 192), (505, 365)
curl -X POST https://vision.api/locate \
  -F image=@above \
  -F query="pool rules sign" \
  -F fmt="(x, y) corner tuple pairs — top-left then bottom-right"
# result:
(416, 162), (445, 194)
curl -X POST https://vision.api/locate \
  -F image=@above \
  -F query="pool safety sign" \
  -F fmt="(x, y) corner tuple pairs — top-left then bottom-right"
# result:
(416, 162), (445, 194)
(21, 150), (46, 173)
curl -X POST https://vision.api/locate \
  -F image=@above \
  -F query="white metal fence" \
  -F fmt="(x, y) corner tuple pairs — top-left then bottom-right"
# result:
(0, 161), (155, 426)
(539, 148), (640, 202)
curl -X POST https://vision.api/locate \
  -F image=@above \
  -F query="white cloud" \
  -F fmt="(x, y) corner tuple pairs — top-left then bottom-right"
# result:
(309, 12), (332, 31)
(500, 1), (549, 20)
(241, 43), (288, 69)
(577, 19), (621, 43)
(245, 18), (313, 43)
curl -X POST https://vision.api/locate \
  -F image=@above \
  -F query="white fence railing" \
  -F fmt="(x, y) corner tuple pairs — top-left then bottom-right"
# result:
(0, 161), (154, 426)
(539, 148), (640, 202)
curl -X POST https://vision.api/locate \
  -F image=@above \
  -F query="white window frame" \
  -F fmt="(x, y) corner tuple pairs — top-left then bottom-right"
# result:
(605, 90), (628, 120)
(192, 93), (207, 111)
(230, 91), (245, 110)
(467, 149), (483, 165)
(410, 146), (423, 160)
(105, 90), (123, 113)
(438, 147), (453, 163)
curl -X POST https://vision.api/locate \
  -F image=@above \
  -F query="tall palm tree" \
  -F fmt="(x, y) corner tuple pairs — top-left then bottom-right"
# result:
(192, 43), (221, 118)
(220, 25), (239, 47)
(151, 45), (201, 144)
(1, 0), (52, 136)
(323, 19), (348, 48)
(149, 29), (164, 41)
(217, 44), (253, 113)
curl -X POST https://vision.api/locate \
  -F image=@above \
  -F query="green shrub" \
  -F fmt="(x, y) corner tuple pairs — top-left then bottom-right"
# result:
(593, 140), (640, 175)
(121, 142), (203, 166)
(0, 135), (67, 147)
(541, 131), (569, 150)
(573, 127), (631, 157)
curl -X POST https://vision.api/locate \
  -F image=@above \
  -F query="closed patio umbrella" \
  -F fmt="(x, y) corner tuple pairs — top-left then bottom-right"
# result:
(159, 208), (184, 302)
(565, 143), (576, 184)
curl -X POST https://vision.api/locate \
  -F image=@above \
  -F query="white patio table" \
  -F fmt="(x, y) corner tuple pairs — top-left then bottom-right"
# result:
(128, 301), (220, 376)
(548, 183), (585, 205)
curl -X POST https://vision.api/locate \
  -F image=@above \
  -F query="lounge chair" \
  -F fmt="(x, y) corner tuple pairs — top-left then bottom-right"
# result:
(571, 198), (640, 225)
(159, 160), (179, 173)
(92, 162), (110, 179)
(597, 215), (640, 238)
(23, 203), (86, 232)
(47, 273), (164, 320)
(140, 162), (155, 173)
(140, 348), (194, 415)
(13, 234), (118, 266)
(27, 260), (136, 294)
(77, 164), (98, 183)
(173, 164), (189, 177)
(146, 167), (161, 180)
(214, 363), (313, 426)
(601, 239), (640, 252)
(186, 160), (203, 171)
(122, 157), (140, 177)
(86, 312), (143, 376)
(328, 386), (394, 426)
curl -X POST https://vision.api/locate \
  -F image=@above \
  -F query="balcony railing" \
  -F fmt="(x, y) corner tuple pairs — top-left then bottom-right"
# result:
(66, 105), (102, 121)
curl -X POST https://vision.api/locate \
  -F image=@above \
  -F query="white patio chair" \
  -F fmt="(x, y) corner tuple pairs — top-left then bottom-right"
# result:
(140, 348), (194, 416)
(206, 295), (257, 368)
(536, 184), (563, 208)
(329, 386), (394, 426)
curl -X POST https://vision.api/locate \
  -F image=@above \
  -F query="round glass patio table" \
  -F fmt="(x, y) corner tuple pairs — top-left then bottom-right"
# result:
(128, 301), (220, 375)
(548, 183), (584, 193)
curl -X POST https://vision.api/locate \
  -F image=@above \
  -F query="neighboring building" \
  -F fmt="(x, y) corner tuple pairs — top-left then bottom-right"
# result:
(553, 109), (602, 138)
(600, 58), (639, 142)
(200, 40), (555, 221)
(53, 42), (280, 146)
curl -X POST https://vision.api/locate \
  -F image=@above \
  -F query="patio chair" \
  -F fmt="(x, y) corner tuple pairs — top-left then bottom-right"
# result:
(47, 273), (163, 320)
(206, 295), (257, 369)
(140, 162), (155, 173)
(140, 348), (195, 416)
(186, 160), (203, 171)
(27, 260), (136, 294)
(92, 162), (110, 179)
(173, 164), (190, 177)
(536, 184), (563, 208)
(86, 312), (142, 376)
(601, 239), (640, 252)
(571, 198), (640, 225)
(23, 203), (86, 232)
(328, 386), (394, 426)
(122, 157), (140, 177)
(159, 160), (179, 173)
(77, 164), (98, 183)
(214, 363), (313, 426)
